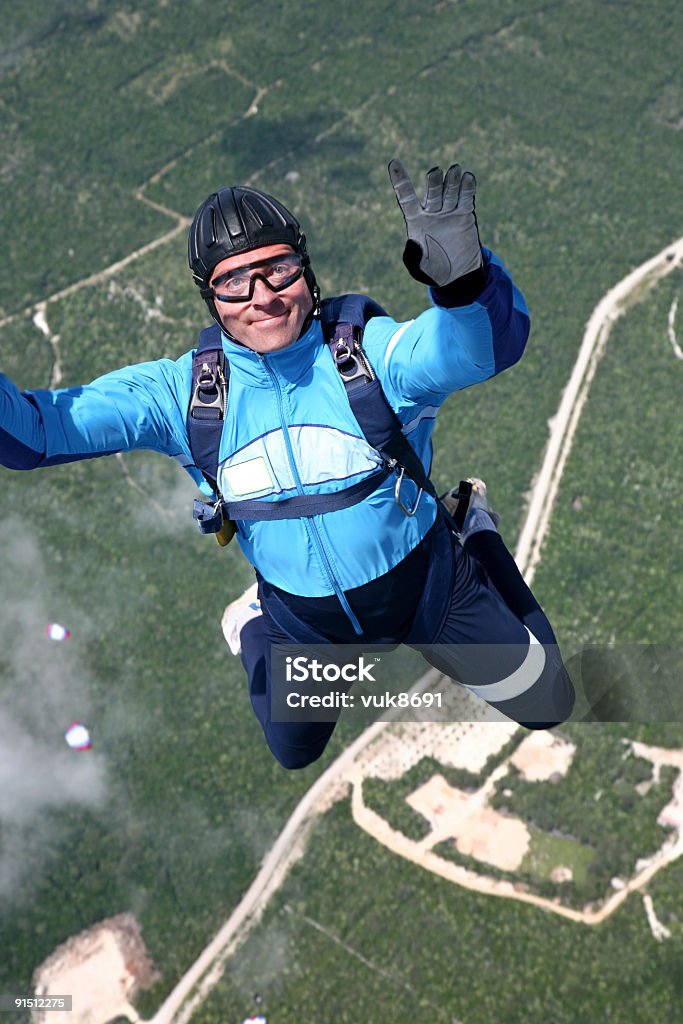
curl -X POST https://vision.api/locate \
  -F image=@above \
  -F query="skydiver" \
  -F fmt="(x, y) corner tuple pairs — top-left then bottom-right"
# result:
(0, 159), (574, 767)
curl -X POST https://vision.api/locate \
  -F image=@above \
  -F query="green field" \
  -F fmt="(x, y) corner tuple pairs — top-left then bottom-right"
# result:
(533, 265), (683, 644)
(520, 824), (597, 889)
(1, 0), (682, 1021)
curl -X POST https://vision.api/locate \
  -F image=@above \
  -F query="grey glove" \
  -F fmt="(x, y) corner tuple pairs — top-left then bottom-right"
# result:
(388, 159), (483, 288)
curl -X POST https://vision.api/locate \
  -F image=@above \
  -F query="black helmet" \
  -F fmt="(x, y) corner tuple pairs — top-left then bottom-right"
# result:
(188, 185), (319, 326)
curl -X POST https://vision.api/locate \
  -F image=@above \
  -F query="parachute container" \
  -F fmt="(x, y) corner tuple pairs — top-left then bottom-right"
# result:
(65, 722), (92, 751)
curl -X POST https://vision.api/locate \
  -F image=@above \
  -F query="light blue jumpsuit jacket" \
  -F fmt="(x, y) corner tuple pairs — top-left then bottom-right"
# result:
(1, 249), (574, 760)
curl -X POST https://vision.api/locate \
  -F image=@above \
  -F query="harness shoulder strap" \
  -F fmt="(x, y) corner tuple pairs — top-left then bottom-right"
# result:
(321, 294), (438, 512)
(319, 293), (388, 339)
(187, 323), (228, 495)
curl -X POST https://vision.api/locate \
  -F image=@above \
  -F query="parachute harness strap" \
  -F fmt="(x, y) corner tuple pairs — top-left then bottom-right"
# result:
(190, 355), (228, 538)
(331, 323), (375, 384)
(325, 316), (433, 518)
(188, 326), (232, 540)
(329, 325), (429, 515)
(445, 479), (473, 534)
(189, 359), (227, 423)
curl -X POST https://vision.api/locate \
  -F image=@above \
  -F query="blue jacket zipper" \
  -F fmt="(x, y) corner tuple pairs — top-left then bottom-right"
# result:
(261, 355), (364, 636)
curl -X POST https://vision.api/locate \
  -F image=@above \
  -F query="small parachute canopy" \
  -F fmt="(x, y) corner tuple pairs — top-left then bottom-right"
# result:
(46, 623), (70, 641)
(65, 722), (92, 751)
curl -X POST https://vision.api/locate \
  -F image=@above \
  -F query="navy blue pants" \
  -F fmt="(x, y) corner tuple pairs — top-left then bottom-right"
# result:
(241, 515), (574, 768)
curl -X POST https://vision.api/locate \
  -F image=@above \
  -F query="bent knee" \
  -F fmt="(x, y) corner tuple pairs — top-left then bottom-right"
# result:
(513, 667), (576, 729)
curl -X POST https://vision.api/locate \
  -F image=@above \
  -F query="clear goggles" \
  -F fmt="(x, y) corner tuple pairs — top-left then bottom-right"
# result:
(210, 252), (306, 303)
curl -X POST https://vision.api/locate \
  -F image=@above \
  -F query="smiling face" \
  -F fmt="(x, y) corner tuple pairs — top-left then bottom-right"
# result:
(209, 243), (314, 354)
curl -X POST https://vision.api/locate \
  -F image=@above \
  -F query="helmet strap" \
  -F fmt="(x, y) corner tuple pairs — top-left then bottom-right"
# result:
(204, 296), (225, 331)
(298, 268), (321, 337)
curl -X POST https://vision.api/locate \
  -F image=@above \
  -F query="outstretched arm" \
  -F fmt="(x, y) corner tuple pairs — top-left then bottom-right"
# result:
(0, 359), (192, 471)
(1, 373), (47, 469)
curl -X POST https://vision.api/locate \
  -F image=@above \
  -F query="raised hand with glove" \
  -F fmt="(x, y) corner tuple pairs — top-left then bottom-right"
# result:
(388, 159), (487, 305)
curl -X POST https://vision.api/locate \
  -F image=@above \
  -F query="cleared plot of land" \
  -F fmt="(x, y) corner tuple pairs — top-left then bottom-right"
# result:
(407, 773), (531, 870)
(510, 730), (576, 781)
(32, 914), (158, 1024)
(355, 720), (518, 781)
